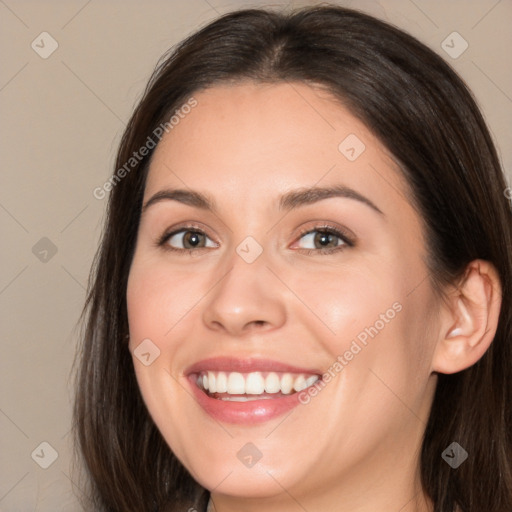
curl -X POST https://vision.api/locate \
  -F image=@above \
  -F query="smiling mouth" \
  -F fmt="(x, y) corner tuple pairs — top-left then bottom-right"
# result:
(194, 370), (320, 401)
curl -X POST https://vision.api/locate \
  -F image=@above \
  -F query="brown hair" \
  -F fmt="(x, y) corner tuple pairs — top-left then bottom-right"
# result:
(73, 5), (512, 511)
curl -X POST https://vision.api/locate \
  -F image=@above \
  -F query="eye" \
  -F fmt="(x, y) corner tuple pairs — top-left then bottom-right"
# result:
(157, 223), (354, 255)
(159, 226), (217, 253)
(293, 225), (354, 255)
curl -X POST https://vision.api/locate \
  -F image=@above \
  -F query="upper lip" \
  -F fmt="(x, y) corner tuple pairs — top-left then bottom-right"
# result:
(185, 357), (321, 376)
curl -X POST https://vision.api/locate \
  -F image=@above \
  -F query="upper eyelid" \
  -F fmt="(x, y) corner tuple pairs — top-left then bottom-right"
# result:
(160, 223), (218, 244)
(293, 226), (355, 249)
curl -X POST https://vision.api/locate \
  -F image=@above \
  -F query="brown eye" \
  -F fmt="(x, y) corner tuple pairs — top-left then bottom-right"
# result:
(164, 229), (217, 251)
(297, 228), (351, 251)
(314, 231), (342, 249)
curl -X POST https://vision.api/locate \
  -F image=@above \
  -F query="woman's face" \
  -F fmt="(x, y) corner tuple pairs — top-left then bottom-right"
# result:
(127, 82), (441, 507)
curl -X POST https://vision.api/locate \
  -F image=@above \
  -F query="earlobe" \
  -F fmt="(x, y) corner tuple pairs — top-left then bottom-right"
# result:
(432, 260), (502, 375)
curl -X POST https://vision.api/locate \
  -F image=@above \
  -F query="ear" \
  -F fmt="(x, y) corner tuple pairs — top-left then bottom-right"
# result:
(432, 259), (502, 374)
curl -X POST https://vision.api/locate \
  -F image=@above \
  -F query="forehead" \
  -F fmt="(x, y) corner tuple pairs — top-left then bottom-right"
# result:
(144, 81), (413, 219)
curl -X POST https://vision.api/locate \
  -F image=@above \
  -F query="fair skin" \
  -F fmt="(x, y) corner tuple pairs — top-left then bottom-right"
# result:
(126, 82), (501, 512)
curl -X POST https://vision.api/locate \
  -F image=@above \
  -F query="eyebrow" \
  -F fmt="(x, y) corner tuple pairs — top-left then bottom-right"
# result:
(142, 188), (216, 213)
(142, 184), (383, 215)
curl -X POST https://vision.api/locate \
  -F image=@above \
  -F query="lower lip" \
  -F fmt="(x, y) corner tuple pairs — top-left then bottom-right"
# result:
(187, 375), (305, 424)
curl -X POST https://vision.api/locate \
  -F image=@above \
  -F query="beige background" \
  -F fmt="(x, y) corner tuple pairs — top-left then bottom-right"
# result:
(1, 0), (511, 510)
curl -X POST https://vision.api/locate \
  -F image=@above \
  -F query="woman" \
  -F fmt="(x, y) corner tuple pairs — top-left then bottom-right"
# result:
(73, 5), (512, 511)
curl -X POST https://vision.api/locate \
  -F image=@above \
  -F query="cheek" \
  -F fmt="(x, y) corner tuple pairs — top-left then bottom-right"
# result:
(293, 258), (436, 393)
(127, 267), (159, 353)
(126, 261), (204, 453)
(126, 259), (202, 351)
(287, 262), (405, 349)
(339, 277), (438, 415)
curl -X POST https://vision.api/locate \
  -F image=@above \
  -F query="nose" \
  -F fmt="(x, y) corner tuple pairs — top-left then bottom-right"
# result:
(201, 247), (287, 337)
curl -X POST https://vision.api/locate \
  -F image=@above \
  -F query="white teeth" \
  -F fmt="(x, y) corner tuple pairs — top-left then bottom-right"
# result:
(245, 372), (265, 394)
(216, 371), (227, 393)
(305, 375), (318, 387)
(293, 375), (307, 392)
(265, 372), (281, 393)
(198, 371), (320, 396)
(220, 395), (274, 401)
(280, 373), (294, 394)
(207, 371), (216, 393)
(227, 372), (245, 394)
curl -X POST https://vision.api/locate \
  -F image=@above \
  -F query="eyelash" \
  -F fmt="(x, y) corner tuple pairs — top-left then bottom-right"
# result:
(295, 224), (355, 255)
(156, 223), (355, 256)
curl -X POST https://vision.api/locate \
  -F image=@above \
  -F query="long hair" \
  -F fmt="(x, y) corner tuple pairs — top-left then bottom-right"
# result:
(73, 5), (512, 511)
